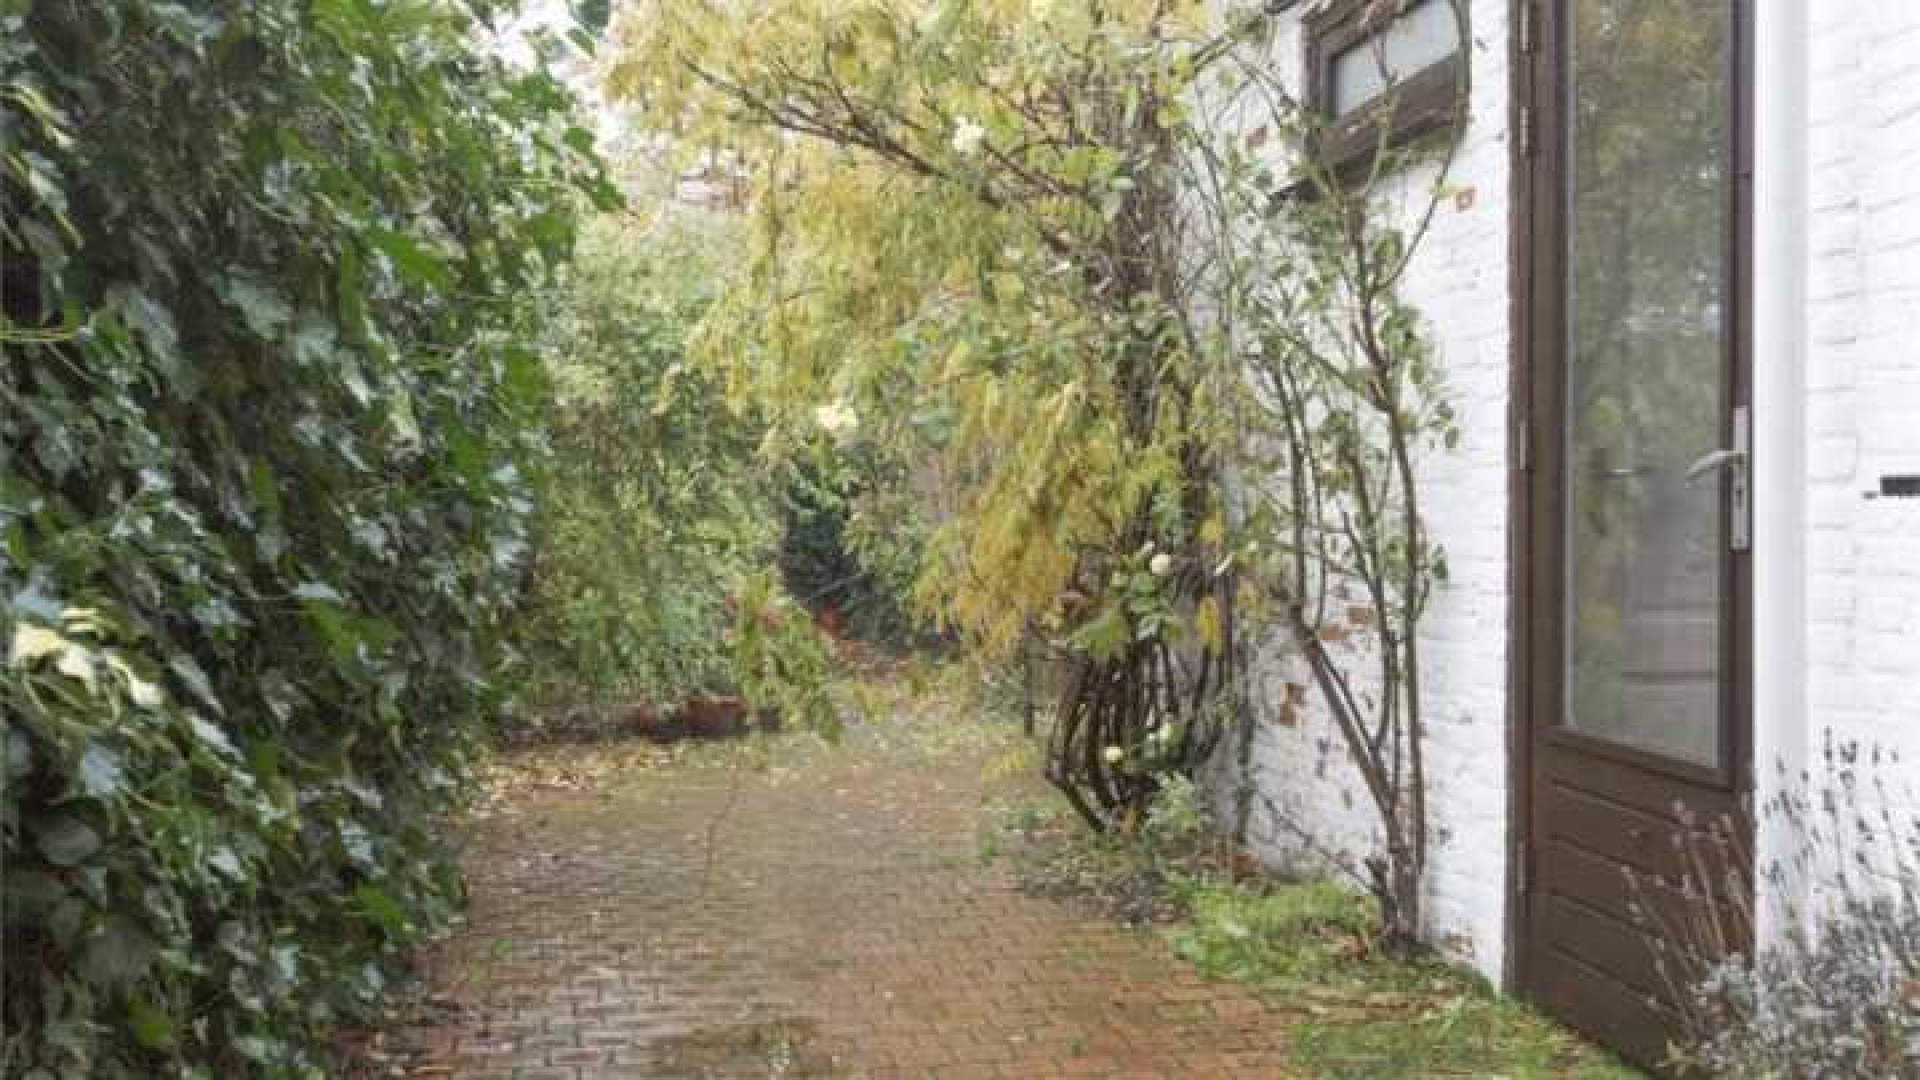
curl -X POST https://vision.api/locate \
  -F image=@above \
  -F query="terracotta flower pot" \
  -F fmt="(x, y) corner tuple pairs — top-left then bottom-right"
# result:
(627, 702), (685, 741)
(680, 695), (748, 739)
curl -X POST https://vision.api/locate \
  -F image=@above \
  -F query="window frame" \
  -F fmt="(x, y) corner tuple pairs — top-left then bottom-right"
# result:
(1302, 0), (1470, 173)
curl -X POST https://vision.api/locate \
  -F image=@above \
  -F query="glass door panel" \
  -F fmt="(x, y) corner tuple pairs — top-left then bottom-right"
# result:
(1561, 0), (1734, 767)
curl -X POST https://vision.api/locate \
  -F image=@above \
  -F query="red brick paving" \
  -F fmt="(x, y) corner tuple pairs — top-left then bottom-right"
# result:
(398, 718), (1303, 1078)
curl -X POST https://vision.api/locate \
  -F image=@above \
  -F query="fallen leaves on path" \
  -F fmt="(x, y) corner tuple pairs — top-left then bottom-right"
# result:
(462, 738), (678, 819)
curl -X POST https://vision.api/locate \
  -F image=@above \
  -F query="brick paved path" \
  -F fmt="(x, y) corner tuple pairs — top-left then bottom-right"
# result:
(396, 710), (1302, 1078)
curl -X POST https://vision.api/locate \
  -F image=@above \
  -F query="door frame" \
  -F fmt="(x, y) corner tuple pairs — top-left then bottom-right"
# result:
(1505, 0), (1758, 998)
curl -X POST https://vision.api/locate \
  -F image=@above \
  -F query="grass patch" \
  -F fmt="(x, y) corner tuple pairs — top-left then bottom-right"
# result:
(1171, 877), (1641, 1078)
(985, 788), (1643, 1078)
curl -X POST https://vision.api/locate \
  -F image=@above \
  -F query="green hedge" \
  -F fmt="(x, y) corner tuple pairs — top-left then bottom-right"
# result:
(0, 1), (611, 1074)
(510, 214), (776, 714)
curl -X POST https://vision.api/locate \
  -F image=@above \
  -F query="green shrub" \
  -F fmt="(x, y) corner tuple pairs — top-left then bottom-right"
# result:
(509, 213), (777, 714)
(728, 569), (839, 739)
(0, 1), (608, 1074)
(776, 450), (931, 649)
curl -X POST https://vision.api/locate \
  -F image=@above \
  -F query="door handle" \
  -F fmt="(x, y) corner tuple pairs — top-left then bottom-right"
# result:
(1684, 448), (1744, 483)
(1683, 406), (1751, 552)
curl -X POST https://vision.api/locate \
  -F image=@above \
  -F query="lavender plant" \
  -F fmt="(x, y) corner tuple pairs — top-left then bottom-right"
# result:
(1645, 737), (1920, 1077)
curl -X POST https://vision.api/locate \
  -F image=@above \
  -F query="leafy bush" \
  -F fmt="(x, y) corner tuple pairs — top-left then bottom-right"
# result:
(509, 212), (779, 716)
(776, 450), (932, 650)
(1, 2), (607, 1073)
(727, 570), (839, 739)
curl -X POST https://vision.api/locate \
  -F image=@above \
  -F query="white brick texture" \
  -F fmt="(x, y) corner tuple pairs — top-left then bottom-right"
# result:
(1224, 0), (1515, 984)
(1805, 0), (1920, 776)
(1222, 0), (1920, 991)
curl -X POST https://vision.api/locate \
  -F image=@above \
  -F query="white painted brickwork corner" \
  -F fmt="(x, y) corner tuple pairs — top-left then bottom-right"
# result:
(1219, 0), (1920, 988)
(1804, 0), (1920, 777)
(1223, 0), (1515, 984)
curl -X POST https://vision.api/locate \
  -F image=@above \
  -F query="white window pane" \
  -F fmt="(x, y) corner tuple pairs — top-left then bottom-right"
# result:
(1329, 0), (1461, 118)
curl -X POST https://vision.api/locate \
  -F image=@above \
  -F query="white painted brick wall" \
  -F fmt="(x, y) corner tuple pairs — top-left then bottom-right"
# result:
(1221, 0), (1920, 987)
(1805, 0), (1920, 780)
(1223, 0), (1515, 984)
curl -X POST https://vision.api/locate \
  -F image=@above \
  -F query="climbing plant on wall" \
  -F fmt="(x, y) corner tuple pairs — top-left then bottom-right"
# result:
(1196, 4), (1468, 957)
(0, 1), (611, 1073)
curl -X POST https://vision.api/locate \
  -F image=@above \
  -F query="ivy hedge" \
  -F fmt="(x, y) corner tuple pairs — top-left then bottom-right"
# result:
(1, 1), (611, 1074)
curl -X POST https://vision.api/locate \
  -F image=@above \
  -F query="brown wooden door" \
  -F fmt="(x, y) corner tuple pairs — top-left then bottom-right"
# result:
(1516, 0), (1753, 1069)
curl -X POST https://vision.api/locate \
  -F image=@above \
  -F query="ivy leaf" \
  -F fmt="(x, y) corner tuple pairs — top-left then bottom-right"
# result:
(36, 816), (102, 867)
(78, 743), (125, 799)
(219, 273), (293, 339)
(5, 730), (32, 780)
(127, 997), (175, 1050)
(80, 918), (157, 984)
(385, 392), (422, 451)
(107, 285), (180, 370)
(168, 655), (223, 713)
(292, 582), (344, 605)
(1068, 604), (1130, 662)
(289, 316), (337, 367)
(185, 715), (240, 759)
(207, 846), (245, 880)
(338, 821), (374, 867)
(353, 883), (408, 936)
(368, 227), (453, 291)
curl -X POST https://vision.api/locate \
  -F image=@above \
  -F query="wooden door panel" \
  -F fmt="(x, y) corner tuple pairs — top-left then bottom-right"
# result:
(1536, 782), (1711, 881)
(1537, 843), (1743, 943)
(1530, 950), (1680, 1070)
(1538, 894), (1670, 1001)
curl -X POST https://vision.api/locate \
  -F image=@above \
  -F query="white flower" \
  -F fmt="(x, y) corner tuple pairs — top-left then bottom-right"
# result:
(951, 117), (987, 157)
(10, 624), (67, 666)
(813, 399), (859, 437)
(1149, 552), (1175, 577)
(128, 675), (164, 709)
(10, 621), (98, 690)
(54, 646), (96, 689)
(1102, 745), (1125, 765)
(110, 658), (165, 709)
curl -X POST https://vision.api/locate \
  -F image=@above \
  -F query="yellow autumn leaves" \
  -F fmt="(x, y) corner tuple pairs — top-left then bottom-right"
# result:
(603, 0), (1228, 659)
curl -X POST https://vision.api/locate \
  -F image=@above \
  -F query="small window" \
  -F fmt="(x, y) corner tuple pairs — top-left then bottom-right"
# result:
(1305, 0), (1468, 171)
